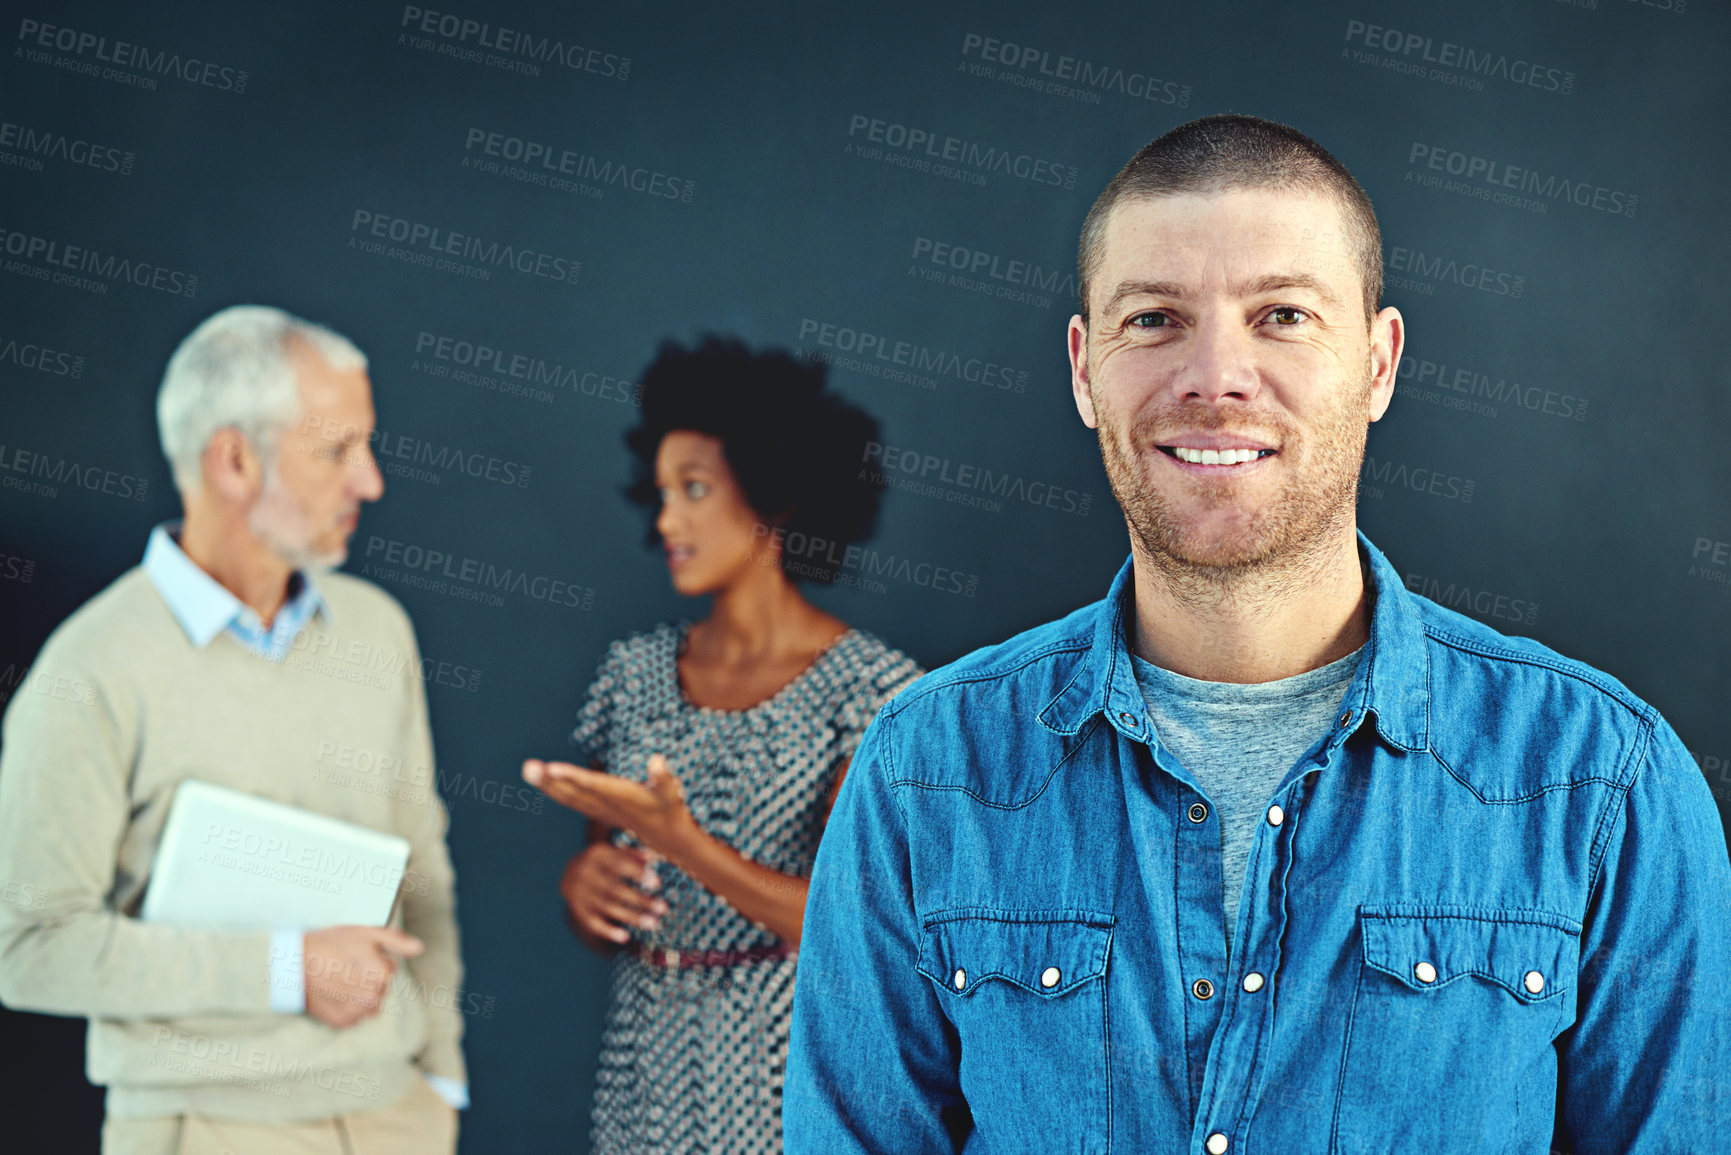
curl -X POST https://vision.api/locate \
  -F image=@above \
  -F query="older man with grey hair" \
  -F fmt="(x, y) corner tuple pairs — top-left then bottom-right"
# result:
(0, 305), (468, 1154)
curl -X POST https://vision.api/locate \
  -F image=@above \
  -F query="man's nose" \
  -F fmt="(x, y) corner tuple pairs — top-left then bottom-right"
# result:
(354, 446), (385, 501)
(1170, 316), (1261, 404)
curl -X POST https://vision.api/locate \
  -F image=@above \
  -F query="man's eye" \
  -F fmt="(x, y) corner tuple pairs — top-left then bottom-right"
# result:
(685, 481), (709, 499)
(1128, 312), (1169, 329)
(1269, 307), (1306, 325)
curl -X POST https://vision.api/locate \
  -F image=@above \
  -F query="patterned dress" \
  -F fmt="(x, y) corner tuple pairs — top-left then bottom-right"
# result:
(568, 619), (923, 1154)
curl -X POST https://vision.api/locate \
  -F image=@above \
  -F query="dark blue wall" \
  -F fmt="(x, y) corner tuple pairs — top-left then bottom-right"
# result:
(2, 1), (1726, 1150)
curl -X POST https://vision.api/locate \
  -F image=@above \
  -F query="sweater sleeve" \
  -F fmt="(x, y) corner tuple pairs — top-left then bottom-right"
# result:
(0, 641), (276, 1018)
(387, 613), (467, 1086)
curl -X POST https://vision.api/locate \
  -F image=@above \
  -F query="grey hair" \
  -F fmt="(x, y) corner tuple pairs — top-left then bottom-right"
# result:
(156, 304), (367, 493)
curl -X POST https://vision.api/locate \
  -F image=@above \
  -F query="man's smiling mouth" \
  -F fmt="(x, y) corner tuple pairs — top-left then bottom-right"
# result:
(1157, 446), (1278, 466)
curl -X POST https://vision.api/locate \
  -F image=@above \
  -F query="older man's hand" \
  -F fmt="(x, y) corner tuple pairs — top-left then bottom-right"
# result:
(302, 926), (423, 1029)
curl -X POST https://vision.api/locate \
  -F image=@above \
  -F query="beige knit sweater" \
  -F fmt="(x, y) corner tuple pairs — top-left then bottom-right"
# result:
(0, 566), (465, 1121)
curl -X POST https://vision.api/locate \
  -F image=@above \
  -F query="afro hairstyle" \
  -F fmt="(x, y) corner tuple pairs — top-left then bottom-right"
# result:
(623, 336), (887, 584)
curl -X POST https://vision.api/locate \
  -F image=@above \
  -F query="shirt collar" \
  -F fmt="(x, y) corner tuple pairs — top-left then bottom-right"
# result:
(142, 521), (329, 649)
(1037, 529), (1430, 753)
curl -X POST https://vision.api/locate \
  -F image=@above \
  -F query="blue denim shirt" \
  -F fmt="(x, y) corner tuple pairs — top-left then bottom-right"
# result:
(786, 532), (1731, 1154)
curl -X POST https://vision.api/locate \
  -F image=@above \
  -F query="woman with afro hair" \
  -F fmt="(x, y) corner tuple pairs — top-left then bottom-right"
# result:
(522, 336), (923, 1153)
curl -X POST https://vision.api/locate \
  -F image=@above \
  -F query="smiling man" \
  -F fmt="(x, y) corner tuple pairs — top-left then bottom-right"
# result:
(784, 115), (1731, 1153)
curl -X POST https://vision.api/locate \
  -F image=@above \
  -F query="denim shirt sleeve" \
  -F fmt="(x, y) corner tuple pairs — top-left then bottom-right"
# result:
(785, 707), (970, 1153)
(1554, 715), (1731, 1151)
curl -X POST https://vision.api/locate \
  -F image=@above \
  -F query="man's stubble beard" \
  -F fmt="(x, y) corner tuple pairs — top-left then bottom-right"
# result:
(247, 457), (347, 574)
(1092, 366), (1372, 609)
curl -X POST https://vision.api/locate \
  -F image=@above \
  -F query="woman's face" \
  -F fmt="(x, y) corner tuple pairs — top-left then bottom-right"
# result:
(654, 429), (773, 596)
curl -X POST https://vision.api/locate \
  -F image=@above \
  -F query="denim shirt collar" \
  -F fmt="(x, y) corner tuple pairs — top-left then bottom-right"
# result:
(1038, 529), (1429, 753)
(142, 520), (328, 648)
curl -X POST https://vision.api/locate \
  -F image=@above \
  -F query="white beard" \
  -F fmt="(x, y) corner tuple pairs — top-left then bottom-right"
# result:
(247, 459), (345, 572)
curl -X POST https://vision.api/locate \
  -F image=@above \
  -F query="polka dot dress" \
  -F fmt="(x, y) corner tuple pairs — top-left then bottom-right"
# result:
(569, 619), (923, 1154)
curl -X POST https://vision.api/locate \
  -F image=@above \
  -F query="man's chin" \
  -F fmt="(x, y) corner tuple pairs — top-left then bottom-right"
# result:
(1142, 516), (1286, 572)
(281, 538), (347, 574)
(1161, 540), (1273, 572)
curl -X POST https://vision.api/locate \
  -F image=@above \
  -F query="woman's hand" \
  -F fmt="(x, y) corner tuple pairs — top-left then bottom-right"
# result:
(523, 754), (699, 859)
(559, 841), (669, 950)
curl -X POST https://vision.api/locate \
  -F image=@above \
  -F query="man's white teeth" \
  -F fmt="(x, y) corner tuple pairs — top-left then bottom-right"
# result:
(1174, 447), (1261, 465)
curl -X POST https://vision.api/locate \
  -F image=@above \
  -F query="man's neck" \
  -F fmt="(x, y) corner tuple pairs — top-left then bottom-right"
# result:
(1128, 529), (1370, 684)
(176, 505), (295, 628)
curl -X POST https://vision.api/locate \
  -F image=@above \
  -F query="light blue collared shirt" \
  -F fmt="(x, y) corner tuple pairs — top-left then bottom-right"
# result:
(141, 522), (468, 1111)
(142, 521), (328, 662)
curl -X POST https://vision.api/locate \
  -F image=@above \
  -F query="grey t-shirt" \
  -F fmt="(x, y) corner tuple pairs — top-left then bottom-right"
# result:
(1130, 646), (1361, 961)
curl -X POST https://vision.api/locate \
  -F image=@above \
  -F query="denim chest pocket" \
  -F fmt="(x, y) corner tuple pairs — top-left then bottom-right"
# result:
(919, 911), (1114, 1154)
(1333, 905), (1581, 1155)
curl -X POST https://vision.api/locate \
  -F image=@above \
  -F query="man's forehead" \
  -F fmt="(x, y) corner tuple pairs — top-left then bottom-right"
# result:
(290, 349), (372, 418)
(1103, 189), (1352, 268)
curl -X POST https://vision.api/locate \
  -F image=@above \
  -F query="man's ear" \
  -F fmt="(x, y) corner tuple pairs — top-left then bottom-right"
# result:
(1068, 315), (1098, 429)
(201, 427), (266, 504)
(1367, 305), (1404, 423)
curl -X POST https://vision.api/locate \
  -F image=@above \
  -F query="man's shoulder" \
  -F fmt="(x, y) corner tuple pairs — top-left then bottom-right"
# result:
(852, 598), (1100, 805)
(317, 571), (417, 640)
(1408, 592), (1658, 787)
(29, 566), (165, 671)
(884, 597), (1099, 719)
(1412, 593), (1648, 717)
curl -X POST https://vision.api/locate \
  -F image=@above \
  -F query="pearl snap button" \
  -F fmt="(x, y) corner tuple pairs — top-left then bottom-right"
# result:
(953, 969), (966, 989)
(1242, 972), (1265, 993)
(1524, 970), (1545, 994)
(1414, 961), (1437, 984)
(1041, 966), (1060, 988)
(1207, 1133), (1229, 1154)
(1266, 804), (1284, 826)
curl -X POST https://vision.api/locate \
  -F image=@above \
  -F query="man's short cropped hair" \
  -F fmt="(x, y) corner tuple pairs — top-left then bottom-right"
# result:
(1077, 114), (1382, 324)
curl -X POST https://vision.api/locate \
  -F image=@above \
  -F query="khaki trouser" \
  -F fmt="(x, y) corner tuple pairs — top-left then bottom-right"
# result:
(101, 1075), (458, 1155)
